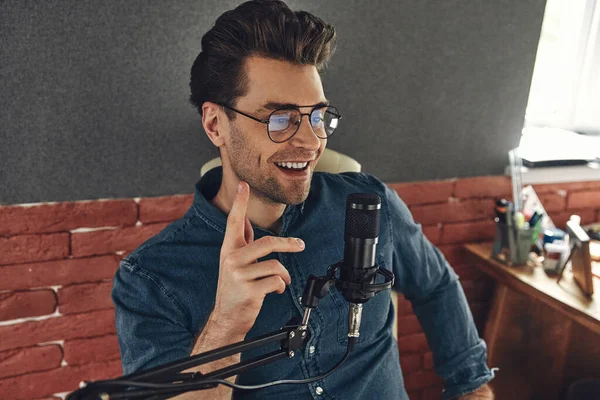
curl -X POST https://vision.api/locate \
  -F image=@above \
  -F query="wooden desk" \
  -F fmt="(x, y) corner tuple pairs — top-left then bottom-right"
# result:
(465, 243), (600, 400)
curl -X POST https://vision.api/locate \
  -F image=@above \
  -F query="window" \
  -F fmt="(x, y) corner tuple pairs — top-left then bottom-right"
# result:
(525, 0), (600, 134)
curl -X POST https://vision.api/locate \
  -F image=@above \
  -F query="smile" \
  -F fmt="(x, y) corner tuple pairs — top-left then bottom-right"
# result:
(275, 161), (309, 170)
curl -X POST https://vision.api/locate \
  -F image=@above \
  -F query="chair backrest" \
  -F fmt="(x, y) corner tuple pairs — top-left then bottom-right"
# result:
(200, 148), (361, 176)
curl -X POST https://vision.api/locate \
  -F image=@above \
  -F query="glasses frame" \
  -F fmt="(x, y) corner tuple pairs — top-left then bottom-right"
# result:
(215, 102), (342, 143)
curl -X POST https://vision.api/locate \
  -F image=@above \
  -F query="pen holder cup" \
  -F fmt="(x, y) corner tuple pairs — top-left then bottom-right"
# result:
(514, 228), (534, 264)
(492, 220), (534, 265)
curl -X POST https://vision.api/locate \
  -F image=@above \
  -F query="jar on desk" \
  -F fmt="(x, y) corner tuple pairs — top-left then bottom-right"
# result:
(491, 219), (535, 265)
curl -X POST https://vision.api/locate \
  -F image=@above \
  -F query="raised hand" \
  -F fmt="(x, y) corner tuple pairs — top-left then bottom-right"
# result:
(212, 181), (305, 336)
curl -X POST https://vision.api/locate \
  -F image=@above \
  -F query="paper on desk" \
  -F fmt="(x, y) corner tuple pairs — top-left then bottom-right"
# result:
(520, 127), (600, 162)
(522, 185), (556, 230)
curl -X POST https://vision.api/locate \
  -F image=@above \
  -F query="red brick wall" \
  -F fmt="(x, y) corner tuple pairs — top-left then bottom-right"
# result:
(0, 195), (192, 399)
(1, 177), (599, 399)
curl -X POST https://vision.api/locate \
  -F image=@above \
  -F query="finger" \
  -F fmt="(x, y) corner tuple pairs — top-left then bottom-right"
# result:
(236, 259), (291, 285)
(222, 181), (250, 254)
(230, 236), (304, 267)
(244, 216), (254, 244)
(254, 275), (287, 296)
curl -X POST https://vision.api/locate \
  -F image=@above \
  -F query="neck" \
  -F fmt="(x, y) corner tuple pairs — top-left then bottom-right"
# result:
(211, 168), (286, 235)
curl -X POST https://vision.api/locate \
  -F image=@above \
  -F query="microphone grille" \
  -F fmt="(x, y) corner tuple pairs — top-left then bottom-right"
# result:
(345, 193), (381, 239)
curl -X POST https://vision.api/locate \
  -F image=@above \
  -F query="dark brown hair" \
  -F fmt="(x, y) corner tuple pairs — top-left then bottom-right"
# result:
(189, 0), (336, 117)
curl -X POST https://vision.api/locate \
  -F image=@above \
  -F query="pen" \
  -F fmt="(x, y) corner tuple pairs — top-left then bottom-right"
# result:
(529, 211), (543, 227)
(515, 212), (526, 230)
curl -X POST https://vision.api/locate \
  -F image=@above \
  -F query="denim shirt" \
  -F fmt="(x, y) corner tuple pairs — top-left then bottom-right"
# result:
(112, 167), (494, 399)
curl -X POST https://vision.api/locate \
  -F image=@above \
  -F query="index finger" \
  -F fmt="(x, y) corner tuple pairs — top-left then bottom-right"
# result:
(222, 181), (250, 254)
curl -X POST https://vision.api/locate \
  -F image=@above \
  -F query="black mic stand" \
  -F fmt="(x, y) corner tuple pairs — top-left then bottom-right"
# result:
(66, 263), (394, 400)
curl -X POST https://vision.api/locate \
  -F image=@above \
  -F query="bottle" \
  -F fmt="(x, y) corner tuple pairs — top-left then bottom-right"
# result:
(543, 241), (569, 273)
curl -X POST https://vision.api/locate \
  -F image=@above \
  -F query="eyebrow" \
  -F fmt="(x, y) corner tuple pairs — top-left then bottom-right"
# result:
(258, 100), (330, 112)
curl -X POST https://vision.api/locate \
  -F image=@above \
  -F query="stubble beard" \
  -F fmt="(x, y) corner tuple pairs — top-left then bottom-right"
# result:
(228, 123), (312, 206)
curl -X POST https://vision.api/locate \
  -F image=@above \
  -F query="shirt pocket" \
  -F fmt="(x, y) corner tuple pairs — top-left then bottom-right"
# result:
(329, 254), (394, 347)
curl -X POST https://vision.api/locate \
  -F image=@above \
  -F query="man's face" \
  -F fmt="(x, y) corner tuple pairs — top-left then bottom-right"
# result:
(223, 56), (328, 206)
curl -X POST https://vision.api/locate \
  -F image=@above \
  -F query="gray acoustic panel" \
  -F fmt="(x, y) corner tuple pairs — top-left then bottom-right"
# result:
(0, 0), (546, 204)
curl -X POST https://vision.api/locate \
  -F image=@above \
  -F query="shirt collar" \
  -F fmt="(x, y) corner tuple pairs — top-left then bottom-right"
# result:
(192, 167), (305, 234)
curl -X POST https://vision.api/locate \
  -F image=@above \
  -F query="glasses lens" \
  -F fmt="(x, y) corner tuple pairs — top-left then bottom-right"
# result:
(268, 109), (300, 142)
(311, 106), (340, 138)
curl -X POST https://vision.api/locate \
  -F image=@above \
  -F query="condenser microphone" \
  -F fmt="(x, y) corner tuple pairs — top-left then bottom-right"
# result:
(339, 193), (382, 340)
(339, 193), (382, 303)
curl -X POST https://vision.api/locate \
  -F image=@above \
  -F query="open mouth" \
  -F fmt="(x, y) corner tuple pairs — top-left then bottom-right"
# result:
(274, 161), (310, 175)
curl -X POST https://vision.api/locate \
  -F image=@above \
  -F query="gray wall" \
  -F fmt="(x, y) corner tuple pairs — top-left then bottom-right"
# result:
(0, 0), (546, 204)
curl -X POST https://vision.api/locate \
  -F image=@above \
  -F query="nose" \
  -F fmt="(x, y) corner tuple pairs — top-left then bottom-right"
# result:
(288, 114), (323, 151)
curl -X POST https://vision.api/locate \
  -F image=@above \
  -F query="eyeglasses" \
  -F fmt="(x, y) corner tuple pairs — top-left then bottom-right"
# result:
(216, 102), (342, 143)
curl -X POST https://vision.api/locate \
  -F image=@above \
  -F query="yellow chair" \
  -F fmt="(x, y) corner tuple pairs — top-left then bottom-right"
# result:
(200, 148), (362, 177)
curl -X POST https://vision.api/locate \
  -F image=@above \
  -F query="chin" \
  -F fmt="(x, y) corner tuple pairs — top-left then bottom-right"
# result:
(284, 181), (312, 204)
(286, 194), (309, 206)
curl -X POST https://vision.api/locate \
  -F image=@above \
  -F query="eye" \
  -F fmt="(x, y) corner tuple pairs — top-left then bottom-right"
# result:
(311, 110), (325, 125)
(269, 113), (292, 131)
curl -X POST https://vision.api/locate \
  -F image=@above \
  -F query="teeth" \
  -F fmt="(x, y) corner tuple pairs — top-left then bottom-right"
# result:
(276, 161), (308, 170)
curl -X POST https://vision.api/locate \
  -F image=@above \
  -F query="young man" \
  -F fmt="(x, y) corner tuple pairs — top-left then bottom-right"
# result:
(112, 1), (495, 399)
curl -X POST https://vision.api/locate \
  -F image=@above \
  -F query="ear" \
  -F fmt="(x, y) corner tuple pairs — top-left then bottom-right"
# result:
(202, 102), (227, 147)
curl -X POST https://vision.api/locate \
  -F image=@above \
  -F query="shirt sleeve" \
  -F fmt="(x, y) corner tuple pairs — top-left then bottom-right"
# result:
(112, 260), (194, 375)
(382, 184), (495, 399)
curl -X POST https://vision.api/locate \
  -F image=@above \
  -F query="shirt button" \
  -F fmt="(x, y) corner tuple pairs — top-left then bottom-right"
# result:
(309, 345), (315, 354)
(298, 296), (302, 303)
(315, 386), (324, 395)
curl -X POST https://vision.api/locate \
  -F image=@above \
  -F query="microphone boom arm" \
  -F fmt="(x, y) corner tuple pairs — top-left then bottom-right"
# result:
(67, 320), (310, 400)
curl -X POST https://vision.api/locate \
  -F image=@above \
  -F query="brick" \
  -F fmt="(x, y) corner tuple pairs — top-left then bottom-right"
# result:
(411, 200), (495, 225)
(71, 222), (169, 257)
(422, 385), (444, 400)
(0, 200), (137, 236)
(0, 345), (62, 379)
(422, 225), (442, 245)
(440, 220), (496, 244)
(0, 360), (121, 400)
(388, 180), (455, 206)
(423, 352), (434, 370)
(397, 315), (423, 337)
(533, 181), (600, 194)
(397, 333), (430, 354)
(547, 209), (596, 230)
(0, 255), (119, 291)
(437, 245), (470, 266)
(396, 295), (414, 317)
(58, 282), (113, 314)
(0, 290), (56, 321)
(64, 334), (120, 365)
(139, 194), (193, 223)
(567, 189), (600, 210)
(404, 369), (443, 391)
(399, 353), (422, 374)
(537, 192), (567, 212)
(453, 176), (512, 199)
(0, 309), (115, 352)
(0, 233), (69, 266)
